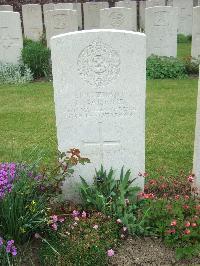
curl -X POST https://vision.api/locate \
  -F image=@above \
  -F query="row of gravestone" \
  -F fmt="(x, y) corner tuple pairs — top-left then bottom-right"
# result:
(0, 5), (200, 64)
(49, 29), (200, 200)
(0, 0), (197, 36)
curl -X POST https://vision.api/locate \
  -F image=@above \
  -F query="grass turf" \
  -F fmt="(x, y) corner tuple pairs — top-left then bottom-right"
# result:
(0, 79), (198, 176)
(177, 42), (191, 59)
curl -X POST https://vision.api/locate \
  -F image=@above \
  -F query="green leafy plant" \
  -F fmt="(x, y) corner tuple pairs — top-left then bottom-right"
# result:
(177, 34), (192, 43)
(21, 39), (51, 79)
(0, 62), (33, 84)
(80, 166), (141, 234)
(147, 55), (187, 79)
(183, 56), (200, 76)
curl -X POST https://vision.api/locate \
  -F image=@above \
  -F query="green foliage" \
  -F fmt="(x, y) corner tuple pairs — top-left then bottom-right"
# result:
(0, 165), (48, 244)
(21, 40), (51, 79)
(0, 62), (33, 84)
(177, 34), (192, 43)
(147, 55), (187, 79)
(80, 166), (141, 234)
(38, 212), (120, 266)
(183, 57), (200, 76)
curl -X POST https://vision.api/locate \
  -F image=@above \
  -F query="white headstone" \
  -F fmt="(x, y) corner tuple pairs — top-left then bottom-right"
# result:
(167, 0), (173, 6)
(193, 0), (200, 6)
(73, 2), (82, 29)
(115, 1), (137, 30)
(0, 11), (23, 64)
(193, 67), (200, 195)
(22, 4), (43, 41)
(192, 7), (200, 59)
(145, 6), (178, 57)
(45, 9), (78, 48)
(83, 2), (109, 29)
(51, 29), (146, 200)
(0, 5), (13, 11)
(173, 0), (193, 35)
(146, 0), (166, 7)
(100, 7), (136, 31)
(54, 3), (74, 10)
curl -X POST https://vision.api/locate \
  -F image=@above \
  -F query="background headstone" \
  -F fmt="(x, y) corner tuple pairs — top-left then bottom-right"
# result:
(139, 1), (146, 30)
(73, 2), (82, 29)
(115, 0), (137, 30)
(45, 9), (78, 48)
(173, 0), (193, 35)
(0, 5), (13, 11)
(193, 67), (200, 195)
(51, 29), (146, 200)
(100, 7), (136, 30)
(145, 6), (178, 57)
(0, 11), (23, 64)
(54, 3), (74, 10)
(191, 7), (200, 59)
(83, 2), (109, 29)
(22, 4), (43, 41)
(146, 0), (166, 7)
(167, 0), (173, 6)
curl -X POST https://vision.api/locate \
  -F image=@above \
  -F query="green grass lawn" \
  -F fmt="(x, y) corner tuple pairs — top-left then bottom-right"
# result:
(177, 42), (191, 59)
(0, 79), (198, 177)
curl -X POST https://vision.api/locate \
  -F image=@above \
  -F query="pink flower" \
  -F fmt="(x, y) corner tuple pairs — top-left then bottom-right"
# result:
(188, 175), (194, 183)
(81, 211), (87, 218)
(72, 210), (79, 218)
(183, 205), (189, 210)
(191, 223), (197, 227)
(93, 224), (98, 230)
(51, 223), (57, 231)
(58, 217), (65, 223)
(184, 195), (190, 200)
(171, 220), (177, 226)
(51, 215), (58, 223)
(107, 249), (115, 257)
(184, 229), (191, 235)
(185, 221), (190, 227)
(175, 195), (180, 200)
(116, 219), (122, 224)
(167, 229), (176, 234)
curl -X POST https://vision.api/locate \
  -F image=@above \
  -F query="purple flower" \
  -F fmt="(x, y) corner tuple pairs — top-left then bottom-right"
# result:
(72, 210), (80, 218)
(107, 249), (115, 257)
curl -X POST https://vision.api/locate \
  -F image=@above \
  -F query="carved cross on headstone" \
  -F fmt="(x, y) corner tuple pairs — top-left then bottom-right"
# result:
(83, 122), (120, 163)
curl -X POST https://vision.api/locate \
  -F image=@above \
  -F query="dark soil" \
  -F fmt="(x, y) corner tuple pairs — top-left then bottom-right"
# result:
(109, 237), (200, 266)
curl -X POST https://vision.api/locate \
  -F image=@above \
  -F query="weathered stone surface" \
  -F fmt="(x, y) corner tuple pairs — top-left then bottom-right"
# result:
(45, 9), (78, 47)
(0, 11), (23, 64)
(0, 5), (13, 11)
(192, 7), (200, 59)
(100, 7), (136, 31)
(173, 0), (193, 35)
(146, 0), (165, 7)
(22, 4), (43, 41)
(193, 66), (200, 195)
(139, 1), (146, 30)
(145, 6), (178, 57)
(115, 0), (137, 30)
(54, 3), (73, 9)
(83, 2), (109, 29)
(51, 29), (146, 200)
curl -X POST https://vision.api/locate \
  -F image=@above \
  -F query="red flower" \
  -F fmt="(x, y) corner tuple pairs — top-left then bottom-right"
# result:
(183, 205), (189, 210)
(171, 220), (177, 226)
(184, 229), (191, 235)
(187, 175), (194, 183)
(185, 221), (190, 227)
(167, 229), (176, 234)
(175, 195), (180, 200)
(184, 195), (190, 200)
(191, 223), (197, 227)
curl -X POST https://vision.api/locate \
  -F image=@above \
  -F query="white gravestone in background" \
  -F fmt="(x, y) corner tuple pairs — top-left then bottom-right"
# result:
(0, 5), (13, 11)
(83, 2), (109, 29)
(145, 6), (178, 57)
(173, 0), (193, 35)
(191, 7), (200, 59)
(46, 9), (78, 48)
(100, 7), (136, 31)
(193, 67), (200, 195)
(22, 4), (43, 41)
(146, 0), (166, 7)
(139, 1), (146, 30)
(51, 30), (146, 200)
(73, 3), (82, 29)
(0, 11), (23, 64)
(115, 1), (137, 30)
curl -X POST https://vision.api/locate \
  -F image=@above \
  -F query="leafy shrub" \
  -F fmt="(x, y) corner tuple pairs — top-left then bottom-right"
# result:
(80, 166), (142, 234)
(177, 34), (192, 43)
(38, 211), (120, 266)
(183, 56), (200, 76)
(137, 173), (200, 259)
(147, 55), (187, 79)
(0, 163), (48, 244)
(21, 40), (51, 79)
(0, 62), (33, 84)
